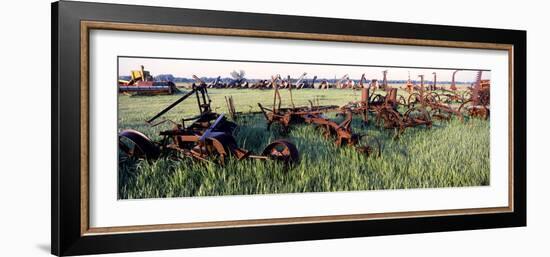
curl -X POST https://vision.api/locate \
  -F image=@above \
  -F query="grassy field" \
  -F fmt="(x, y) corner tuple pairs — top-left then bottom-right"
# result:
(118, 88), (490, 199)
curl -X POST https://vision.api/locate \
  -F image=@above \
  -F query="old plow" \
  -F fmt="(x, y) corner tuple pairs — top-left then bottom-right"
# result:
(118, 75), (299, 166)
(258, 74), (380, 157)
(374, 106), (432, 136)
(340, 74), (406, 123)
(405, 75), (464, 122)
(406, 71), (490, 121)
(257, 74), (339, 131)
(337, 74), (430, 137)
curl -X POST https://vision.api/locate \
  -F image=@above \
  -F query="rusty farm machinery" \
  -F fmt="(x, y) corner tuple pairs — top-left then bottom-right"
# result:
(243, 70), (488, 141)
(337, 70), (489, 137)
(405, 71), (490, 120)
(257, 74), (380, 156)
(118, 76), (299, 165)
(458, 71), (490, 119)
(257, 75), (338, 129)
(338, 74), (431, 137)
(118, 69), (490, 166)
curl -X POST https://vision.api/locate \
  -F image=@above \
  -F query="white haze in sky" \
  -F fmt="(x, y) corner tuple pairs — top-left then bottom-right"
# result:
(118, 57), (491, 82)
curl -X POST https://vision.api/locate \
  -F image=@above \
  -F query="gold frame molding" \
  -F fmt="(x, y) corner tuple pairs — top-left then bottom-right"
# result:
(80, 20), (514, 236)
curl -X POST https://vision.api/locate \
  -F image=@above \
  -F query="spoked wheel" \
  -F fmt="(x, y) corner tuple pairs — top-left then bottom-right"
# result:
(355, 137), (382, 158)
(398, 95), (407, 107)
(118, 129), (159, 160)
(376, 107), (405, 137)
(407, 93), (420, 108)
(424, 92), (441, 104)
(262, 139), (299, 164)
(377, 108), (402, 129)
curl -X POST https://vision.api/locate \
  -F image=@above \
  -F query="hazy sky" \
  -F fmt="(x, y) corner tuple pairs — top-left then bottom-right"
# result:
(119, 57), (491, 82)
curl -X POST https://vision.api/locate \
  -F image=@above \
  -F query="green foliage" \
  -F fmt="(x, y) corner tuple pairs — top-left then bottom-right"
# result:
(118, 89), (489, 199)
(230, 70), (246, 81)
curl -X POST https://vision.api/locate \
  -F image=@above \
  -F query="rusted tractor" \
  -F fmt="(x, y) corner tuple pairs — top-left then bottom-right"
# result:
(118, 78), (299, 165)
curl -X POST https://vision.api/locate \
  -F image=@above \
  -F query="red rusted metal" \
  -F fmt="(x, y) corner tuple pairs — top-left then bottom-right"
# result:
(458, 72), (490, 119)
(450, 70), (460, 91)
(431, 72), (437, 91)
(381, 70), (388, 91)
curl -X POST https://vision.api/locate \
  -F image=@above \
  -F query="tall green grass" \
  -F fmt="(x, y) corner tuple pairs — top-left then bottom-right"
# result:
(118, 89), (489, 199)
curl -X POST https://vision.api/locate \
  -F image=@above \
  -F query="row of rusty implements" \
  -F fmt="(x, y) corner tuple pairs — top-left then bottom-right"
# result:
(118, 71), (490, 166)
(257, 71), (489, 156)
(199, 72), (408, 90)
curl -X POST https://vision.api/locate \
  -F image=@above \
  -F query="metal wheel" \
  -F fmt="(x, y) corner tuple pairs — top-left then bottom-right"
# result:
(407, 93), (420, 108)
(118, 129), (159, 160)
(356, 137), (382, 158)
(424, 92), (441, 104)
(377, 107), (402, 129)
(398, 95), (407, 106)
(262, 139), (299, 164)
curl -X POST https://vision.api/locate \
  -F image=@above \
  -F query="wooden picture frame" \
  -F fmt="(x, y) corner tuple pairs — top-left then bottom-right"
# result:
(52, 1), (526, 256)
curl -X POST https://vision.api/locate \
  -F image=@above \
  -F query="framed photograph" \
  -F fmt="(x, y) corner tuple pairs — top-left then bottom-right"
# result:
(52, 1), (526, 256)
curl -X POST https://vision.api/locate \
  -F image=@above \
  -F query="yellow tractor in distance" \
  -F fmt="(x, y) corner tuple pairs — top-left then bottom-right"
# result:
(118, 65), (179, 95)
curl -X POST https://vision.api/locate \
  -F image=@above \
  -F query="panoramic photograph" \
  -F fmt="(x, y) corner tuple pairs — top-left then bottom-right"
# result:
(117, 56), (491, 199)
